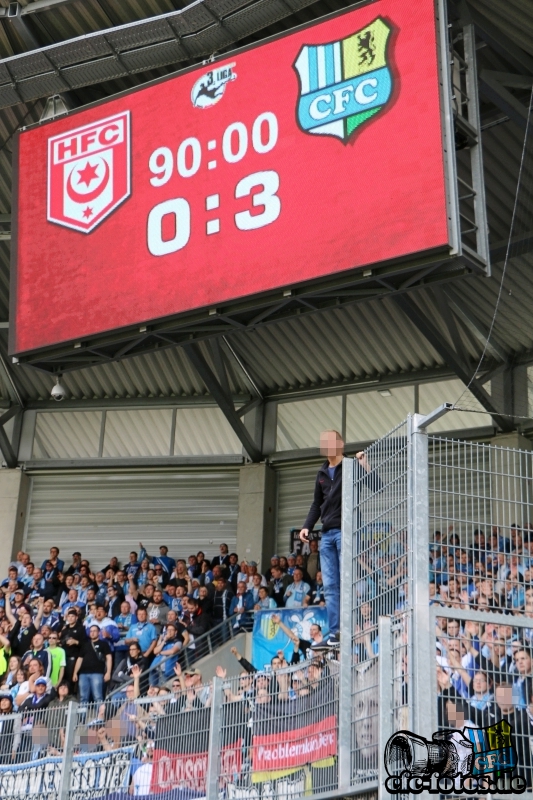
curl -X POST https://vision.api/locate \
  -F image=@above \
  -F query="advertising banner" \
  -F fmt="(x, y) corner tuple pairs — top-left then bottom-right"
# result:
(12, 0), (449, 356)
(252, 607), (330, 669)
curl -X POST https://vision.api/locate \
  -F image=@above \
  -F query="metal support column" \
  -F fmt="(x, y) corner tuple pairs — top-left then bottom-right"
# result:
(206, 676), (223, 800)
(408, 416), (433, 745)
(378, 615), (393, 800)
(339, 456), (354, 792)
(58, 700), (78, 800)
(463, 22), (490, 266)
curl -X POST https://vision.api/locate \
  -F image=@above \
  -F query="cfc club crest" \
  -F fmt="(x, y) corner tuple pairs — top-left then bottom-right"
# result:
(294, 17), (393, 143)
(47, 111), (130, 233)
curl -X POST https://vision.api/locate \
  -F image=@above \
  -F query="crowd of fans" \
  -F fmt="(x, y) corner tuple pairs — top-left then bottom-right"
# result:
(0, 540), (326, 713)
(429, 525), (533, 788)
(0, 540), (335, 795)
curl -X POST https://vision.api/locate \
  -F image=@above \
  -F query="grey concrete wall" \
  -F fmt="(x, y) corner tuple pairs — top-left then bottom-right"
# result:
(0, 469), (30, 579)
(235, 463), (276, 573)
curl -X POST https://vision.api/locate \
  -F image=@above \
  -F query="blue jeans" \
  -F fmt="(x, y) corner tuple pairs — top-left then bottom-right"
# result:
(79, 673), (105, 703)
(320, 528), (341, 634)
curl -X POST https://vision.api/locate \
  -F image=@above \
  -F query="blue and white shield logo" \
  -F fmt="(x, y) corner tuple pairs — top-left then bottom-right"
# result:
(294, 18), (394, 143)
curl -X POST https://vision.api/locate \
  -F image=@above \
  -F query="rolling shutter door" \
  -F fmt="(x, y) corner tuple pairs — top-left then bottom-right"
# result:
(24, 470), (239, 570)
(275, 460), (322, 554)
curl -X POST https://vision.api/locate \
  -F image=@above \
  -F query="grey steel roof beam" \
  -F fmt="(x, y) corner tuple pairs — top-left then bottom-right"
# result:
(0, 0), (323, 109)
(443, 290), (509, 363)
(21, 0), (84, 13)
(4, 2), (40, 51)
(392, 294), (513, 432)
(460, 2), (533, 76)
(183, 342), (262, 461)
(479, 70), (529, 130)
(0, 418), (17, 467)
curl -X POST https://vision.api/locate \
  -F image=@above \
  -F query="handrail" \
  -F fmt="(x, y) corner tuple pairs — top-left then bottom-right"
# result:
(107, 609), (257, 697)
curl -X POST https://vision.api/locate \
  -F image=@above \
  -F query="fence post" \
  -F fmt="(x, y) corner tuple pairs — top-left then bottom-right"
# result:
(339, 456), (354, 792)
(408, 416), (433, 744)
(58, 700), (78, 800)
(206, 675), (223, 800)
(378, 615), (392, 800)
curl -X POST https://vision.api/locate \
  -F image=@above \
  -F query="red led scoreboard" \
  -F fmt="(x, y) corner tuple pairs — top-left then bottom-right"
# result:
(11, 0), (454, 358)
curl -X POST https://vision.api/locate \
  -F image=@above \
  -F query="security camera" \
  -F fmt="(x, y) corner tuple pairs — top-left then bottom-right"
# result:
(51, 377), (67, 402)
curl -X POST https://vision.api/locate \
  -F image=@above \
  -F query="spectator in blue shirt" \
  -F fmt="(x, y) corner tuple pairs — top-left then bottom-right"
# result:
(115, 601), (137, 655)
(124, 607), (158, 661)
(229, 581), (254, 630)
(61, 589), (85, 618)
(138, 543), (176, 576)
(88, 605), (121, 652)
(41, 547), (64, 574)
(125, 552), (140, 578)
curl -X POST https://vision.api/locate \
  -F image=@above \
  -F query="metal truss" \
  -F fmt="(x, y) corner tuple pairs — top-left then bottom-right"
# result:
(12, 250), (481, 374)
(0, 0), (321, 108)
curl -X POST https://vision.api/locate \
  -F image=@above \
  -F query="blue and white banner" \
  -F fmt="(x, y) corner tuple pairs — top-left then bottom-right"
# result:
(0, 746), (133, 799)
(252, 607), (329, 669)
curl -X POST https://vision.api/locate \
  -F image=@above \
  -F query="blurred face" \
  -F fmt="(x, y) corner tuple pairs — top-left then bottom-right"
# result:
(21, 613), (32, 628)
(237, 582), (247, 594)
(43, 600), (54, 614)
(89, 626), (100, 640)
(320, 430), (343, 458)
(129, 644), (141, 658)
(153, 591), (163, 604)
(48, 633), (59, 647)
(253, 574), (262, 587)
(121, 602), (130, 615)
(495, 686), (514, 714)
(293, 569), (303, 583)
(258, 587), (268, 599)
(32, 634), (44, 650)
(58, 684), (69, 698)
(68, 589), (77, 601)
(137, 609), (147, 622)
(198, 587), (208, 599)
(310, 624), (320, 638)
(29, 659), (41, 675)
(95, 607), (106, 621)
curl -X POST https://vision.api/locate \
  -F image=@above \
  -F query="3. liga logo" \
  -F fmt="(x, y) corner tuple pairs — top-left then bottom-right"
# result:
(47, 111), (130, 233)
(294, 17), (394, 143)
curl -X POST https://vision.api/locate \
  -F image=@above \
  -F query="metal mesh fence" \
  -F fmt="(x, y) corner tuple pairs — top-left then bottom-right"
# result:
(434, 610), (533, 794)
(345, 420), (409, 790)
(216, 657), (339, 800)
(429, 438), (533, 613)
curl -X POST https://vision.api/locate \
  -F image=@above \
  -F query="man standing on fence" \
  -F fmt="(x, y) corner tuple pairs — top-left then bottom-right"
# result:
(300, 430), (376, 647)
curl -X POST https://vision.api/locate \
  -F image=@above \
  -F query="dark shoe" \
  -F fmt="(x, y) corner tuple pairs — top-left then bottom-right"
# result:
(326, 633), (340, 647)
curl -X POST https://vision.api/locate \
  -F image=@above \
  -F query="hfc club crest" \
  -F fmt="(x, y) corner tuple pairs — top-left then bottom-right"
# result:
(47, 111), (130, 233)
(294, 18), (393, 143)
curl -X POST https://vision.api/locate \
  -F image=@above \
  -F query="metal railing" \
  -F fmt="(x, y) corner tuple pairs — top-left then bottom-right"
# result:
(108, 610), (255, 697)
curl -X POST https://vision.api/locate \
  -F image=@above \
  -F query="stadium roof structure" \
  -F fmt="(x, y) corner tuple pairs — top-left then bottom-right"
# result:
(0, 0), (531, 458)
